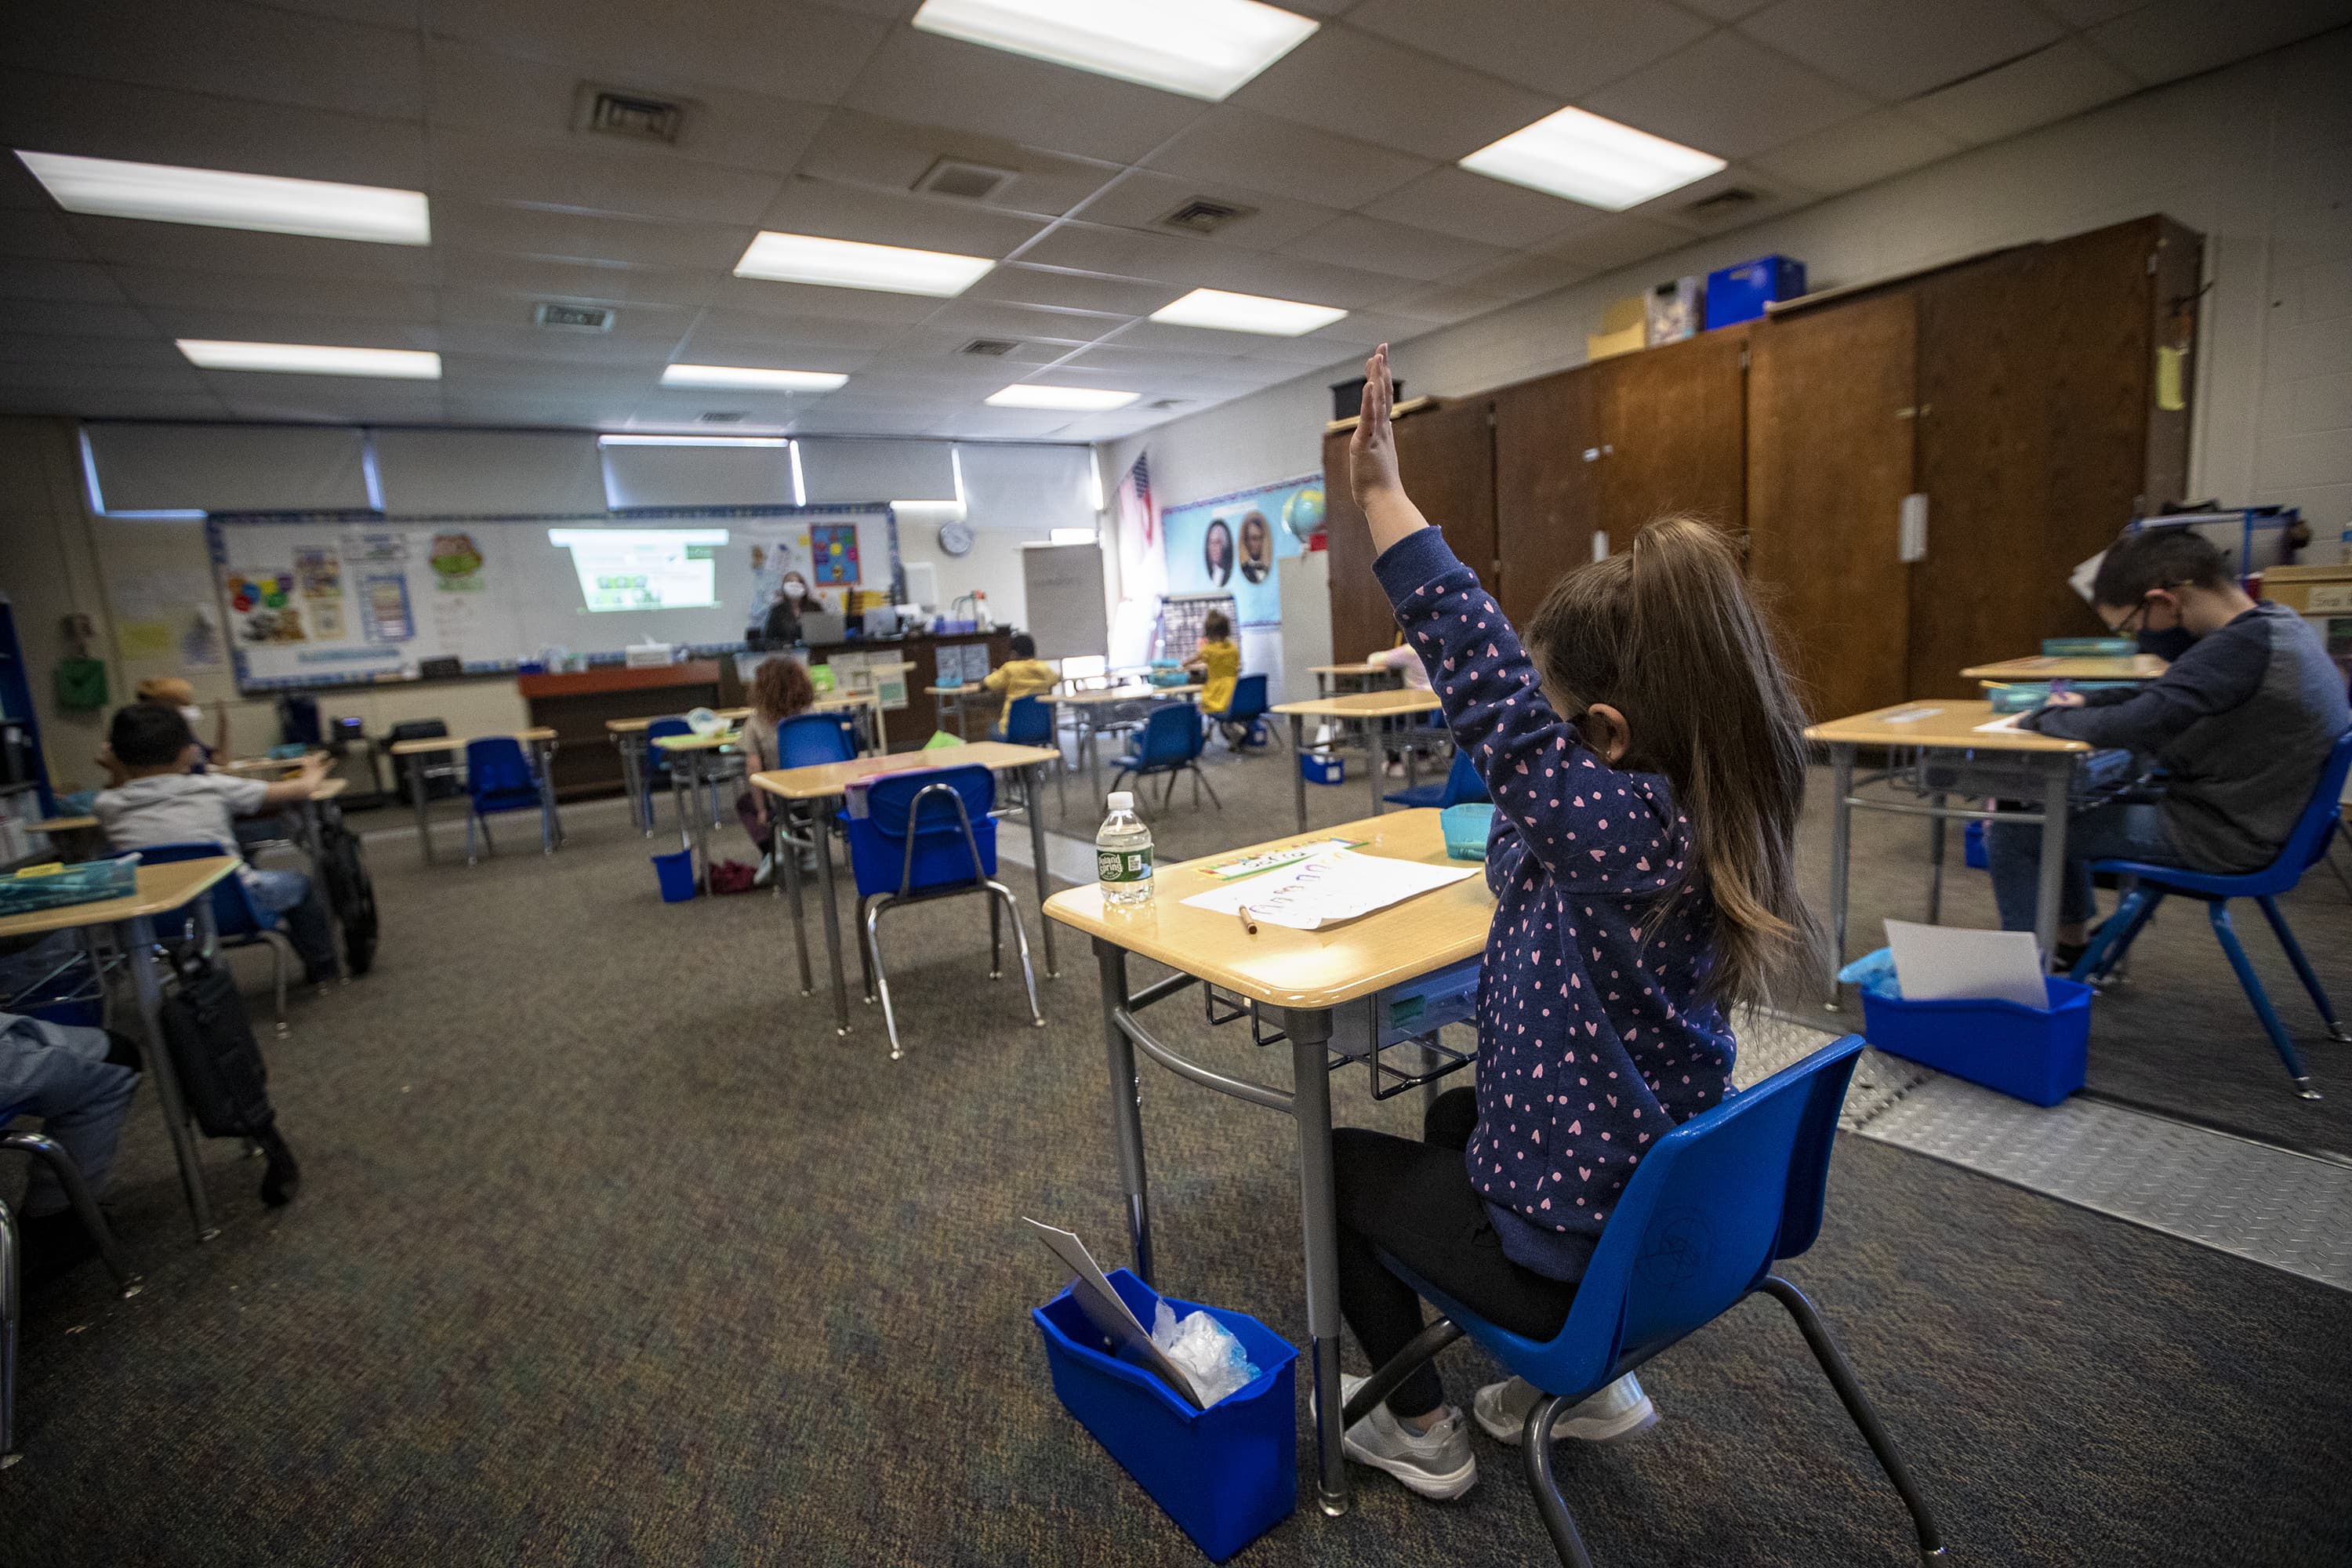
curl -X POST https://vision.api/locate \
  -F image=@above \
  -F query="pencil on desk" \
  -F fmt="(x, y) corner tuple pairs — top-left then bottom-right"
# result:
(1237, 904), (1258, 936)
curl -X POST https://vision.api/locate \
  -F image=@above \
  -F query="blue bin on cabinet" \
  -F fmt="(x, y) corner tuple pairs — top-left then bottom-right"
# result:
(1032, 1269), (1298, 1563)
(1860, 975), (2092, 1106)
(1705, 254), (1807, 327)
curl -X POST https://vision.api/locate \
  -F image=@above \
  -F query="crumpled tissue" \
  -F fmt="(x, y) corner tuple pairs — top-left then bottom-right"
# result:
(1152, 1300), (1261, 1407)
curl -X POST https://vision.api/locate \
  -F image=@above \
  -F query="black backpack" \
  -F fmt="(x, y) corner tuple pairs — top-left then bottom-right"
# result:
(156, 946), (301, 1205)
(315, 807), (379, 977)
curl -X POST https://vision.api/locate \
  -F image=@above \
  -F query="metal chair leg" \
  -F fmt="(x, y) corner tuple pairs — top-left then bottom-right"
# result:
(2209, 902), (2318, 1096)
(856, 894), (877, 1004)
(0, 1133), (143, 1298)
(985, 880), (1045, 1027)
(1523, 1393), (1599, 1568)
(1191, 760), (1222, 810)
(1341, 1317), (1465, 1429)
(2254, 895), (2349, 1041)
(1759, 1276), (1946, 1563)
(1, 1198), (16, 1469)
(988, 893), (1004, 980)
(466, 811), (478, 867)
(865, 898), (904, 1061)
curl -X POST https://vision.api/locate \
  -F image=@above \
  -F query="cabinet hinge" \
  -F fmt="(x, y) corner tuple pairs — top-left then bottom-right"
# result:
(2147, 252), (2159, 274)
(1740, 346), (1751, 370)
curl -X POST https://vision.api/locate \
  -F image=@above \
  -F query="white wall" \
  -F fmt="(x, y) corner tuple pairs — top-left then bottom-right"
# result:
(1104, 27), (2352, 645)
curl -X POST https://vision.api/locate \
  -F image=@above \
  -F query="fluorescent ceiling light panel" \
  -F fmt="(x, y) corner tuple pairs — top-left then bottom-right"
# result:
(661, 364), (848, 391)
(176, 340), (440, 379)
(16, 151), (430, 245)
(734, 231), (993, 296)
(1149, 287), (1346, 336)
(910, 0), (1317, 101)
(1458, 107), (1726, 212)
(597, 434), (789, 447)
(985, 383), (1140, 411)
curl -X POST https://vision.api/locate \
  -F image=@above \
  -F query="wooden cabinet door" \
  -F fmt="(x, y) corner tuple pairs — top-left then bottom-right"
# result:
(1319, 429), (1392, 668)
(1395, 397), (1497, 592)
(1492, 368), (1599, 627)
(1593, 328), (1749, 542)
(1747, 293), (1918, 723)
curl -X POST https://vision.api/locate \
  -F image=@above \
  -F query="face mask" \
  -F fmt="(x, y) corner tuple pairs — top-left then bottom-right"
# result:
(783, 582), (806, 600)
(2136, 625), (2195, 661)
(180, 705), (206, 729)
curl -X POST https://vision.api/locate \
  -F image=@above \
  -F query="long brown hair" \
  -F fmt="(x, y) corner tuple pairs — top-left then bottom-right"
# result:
(1524, 517), (1818, 1007)
(750, 655), (815, 723)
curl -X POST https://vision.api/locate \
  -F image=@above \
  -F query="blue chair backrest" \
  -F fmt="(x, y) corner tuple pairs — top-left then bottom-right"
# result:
(1439, 747), (1488, 808)
(644, 716), (691, 776)
(2283, 729), (2352, 881)
(858, 764), (996, 894)
(779, 711), (854, 768)
(1003, 694), (1052, 747)
(1225, 673), (1269, 720)
(131, 839), (272, 939)
(1504, 1034), (1864, 1397)
(466, 736), (538, 808)
(1134, 703), (1200, 769)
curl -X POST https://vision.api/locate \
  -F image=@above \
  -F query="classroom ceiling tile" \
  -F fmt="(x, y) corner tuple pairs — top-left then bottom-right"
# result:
(2087, 0), (2352, 85)
(838, 29), (1208, 165)
(1359, 166), (1613, 249)
(1737, 0), (2066, 101)
(1675, 0), (1770, 16)
(794, 111), (1121, 223)
(1580, 30), (1875, 160)
(916, 297), (1127, 347)
(0, 259), (129, 306)
(426, 132), (786, 227)
(432, 319), (672, 364)
(1143, 107), (1433, 212)
(1346, 0), (1708, 101)
(422, 0), (890, 104)
(755, 177), (1050, 260)
(0, 360), (212, 394)
(679, 308), (899, 354)
(703, 274), (948, 325)
(962, 263), (1174, 319)
(1365, 279), (1523, 327)
(12, 0), (426, 121)
(1014, 223), (1228, 289)
(2035, 0), (2145, 24)
(866, 323), (1067, 366)
(110, 265), (440, 322)
(144, 307), (439, 350)
(0, 299), (162, 339)
(0, 332), (190, 368)
(61, 215), (441, 285)
(1069, 171), (1345, 253)
(436, 287), (697, 342)
(1202, 249), (1414, 310)
(1226, 25), (1563, 164)
(1277, 215), (1516, 284)
(1530, 214), (1692, 274)
(436, 252), (722, 310)
(1443, 252), (1596, 305)
(1628, 162), (1814, 231)
(0, 387), (230, 418)
(1750, 107), (1962, 193)
(431, 200), (755, 273)
(1904, 39), (2138, 146)
(0, 209), (96, 262)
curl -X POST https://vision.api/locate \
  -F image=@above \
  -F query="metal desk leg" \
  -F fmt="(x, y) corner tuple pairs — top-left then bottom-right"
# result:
(1826, 743), (1855, 1008)
(1925, 792), (1947, 924)
(535, 739), (558, 855)
(1027, 762), (1058, 978)
(620, 735), (649, 835)
(1094, 940), (1152, 1286)
(1283, 1005), (1349, 1517)
(692, 753), (713, 888)
(1403, 735), (1419, 797)
(777, 806), (813, 997)
(817, 793), (851, 1035)
(1366, 717), (1385, 818)
(1291, 714), (1308, 834)
(2033, 754), (2074, 961)
(539, 739), (565, 848)
(120, 915), (216, 1241)
(1087, 716), (1105, 803)
(407, 753), (434, 866)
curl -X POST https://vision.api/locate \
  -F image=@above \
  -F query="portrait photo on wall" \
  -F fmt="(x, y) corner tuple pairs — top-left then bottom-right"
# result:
(1238, 511), (1273, 584)
(1160, 475), (1319, 630)
(1202, 517), (1234, 586)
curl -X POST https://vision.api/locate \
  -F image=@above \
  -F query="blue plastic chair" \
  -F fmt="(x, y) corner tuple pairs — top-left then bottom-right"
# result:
(1, 1099), (143, 1464)
(1208, 673), (1273, 750)
(1346, 1034), (1942, 1567)
(463, 736), (552, 866)
(996, 695), (1064, 818)
(843, 764), (1042, 1060)
(767, 711), (858, 871)
(132, 840), (300, 1033)
(1111, 703), (1221, 815)
(2069, 728), (2352, 1099)
(1384, 745), (1488, 810)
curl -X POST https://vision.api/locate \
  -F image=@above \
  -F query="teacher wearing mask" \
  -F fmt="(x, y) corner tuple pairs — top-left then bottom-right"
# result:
(750, 572), (811, 650)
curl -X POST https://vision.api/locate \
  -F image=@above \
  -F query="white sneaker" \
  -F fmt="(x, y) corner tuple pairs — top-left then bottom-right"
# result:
(1329, 1374), (1478, 1500)
(1473, 1374), (1657, 1446)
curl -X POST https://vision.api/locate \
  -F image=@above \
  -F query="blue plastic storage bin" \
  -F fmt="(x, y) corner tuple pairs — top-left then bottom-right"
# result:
(1704, 254), (1806, 328)
(1440, 803), (1494, 859)
(1033, 1268), (1298, 1563)
(1300, 752), (1345, 786)
(1963, 819), (1987, 869)
(1860, 976), (2091, 1106)
(651, 849), (698, 902)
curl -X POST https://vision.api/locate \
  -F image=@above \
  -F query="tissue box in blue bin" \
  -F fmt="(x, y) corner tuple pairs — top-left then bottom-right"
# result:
(1300, 751), (1345, 786)
(1860, 976), (2091, 1106)
(1033, 1269), (1298, 1563)
(1705, 255), (1806, 328)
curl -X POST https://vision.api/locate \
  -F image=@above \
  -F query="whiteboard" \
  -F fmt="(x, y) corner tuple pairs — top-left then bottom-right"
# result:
(1019, 541), (1107, 662)
(209, 505), (898, 691)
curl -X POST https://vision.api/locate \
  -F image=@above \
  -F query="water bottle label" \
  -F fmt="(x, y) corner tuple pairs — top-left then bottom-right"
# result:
(1098, 848), (1152, 884)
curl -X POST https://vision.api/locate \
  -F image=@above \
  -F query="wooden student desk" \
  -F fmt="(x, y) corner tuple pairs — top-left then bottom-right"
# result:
(1961, 653), (2169, 684)
(1309, 661), (1397, 698)
(607, 709), (750, 837)
(1806, 699), (2092, 994)
(751, 741), (1064, 1036)
(0, 857), (242, 1240)
(387, 728), (560, 865)
(1272, 688), (1445, 832)
(652, 728), (752, 889)
(217, 750), (328, 779)
(924, 684), (995, 740)
(1045, 808), (1493, 1518)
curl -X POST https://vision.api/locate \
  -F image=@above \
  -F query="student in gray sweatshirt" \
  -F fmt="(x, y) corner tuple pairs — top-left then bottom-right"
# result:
(1990, 526), (2350, 967)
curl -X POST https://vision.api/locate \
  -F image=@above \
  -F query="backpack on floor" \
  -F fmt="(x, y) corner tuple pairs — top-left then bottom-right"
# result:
(315, 808), (379, 977)
(156, 947), (278, 1141)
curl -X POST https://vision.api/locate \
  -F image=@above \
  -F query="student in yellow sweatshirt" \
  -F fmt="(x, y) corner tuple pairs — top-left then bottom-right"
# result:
(984, 633), (1058, 737)
(1185, 610), (1242, 713)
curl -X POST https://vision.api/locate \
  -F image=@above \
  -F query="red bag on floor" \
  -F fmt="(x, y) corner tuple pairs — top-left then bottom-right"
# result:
(708, 859), (758, 895)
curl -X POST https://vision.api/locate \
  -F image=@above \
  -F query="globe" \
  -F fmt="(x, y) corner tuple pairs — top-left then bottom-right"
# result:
(1282, 485), (1325, 543)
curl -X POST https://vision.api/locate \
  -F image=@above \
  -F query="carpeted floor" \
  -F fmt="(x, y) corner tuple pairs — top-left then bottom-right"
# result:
(3, 772), (2348, 1566)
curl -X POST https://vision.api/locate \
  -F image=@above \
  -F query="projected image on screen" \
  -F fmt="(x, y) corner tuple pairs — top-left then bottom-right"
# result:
(548, 528), (729, 612)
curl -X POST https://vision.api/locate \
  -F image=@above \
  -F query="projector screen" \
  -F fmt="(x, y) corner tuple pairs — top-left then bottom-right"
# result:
(548, 528), (728, 612)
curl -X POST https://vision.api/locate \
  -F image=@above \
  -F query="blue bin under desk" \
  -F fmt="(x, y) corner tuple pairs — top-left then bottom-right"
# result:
(1033, 1269), (1298, 1563)
(1300, 752), (1345, 786)
(1860, 976), (2092, 1106)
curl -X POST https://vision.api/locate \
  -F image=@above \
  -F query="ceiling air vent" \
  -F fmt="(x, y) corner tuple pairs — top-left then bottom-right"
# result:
(1157, 198), (1254, 235)
(535, 302), (615, 333)
(1680, 187), (1761, 223)
(579, 88), (687, 144)
(915, 158), (1018, 202)
(1149, 397), (1190, 411)
(696, 411), (747, 424)
(959, 338), (1020, 357)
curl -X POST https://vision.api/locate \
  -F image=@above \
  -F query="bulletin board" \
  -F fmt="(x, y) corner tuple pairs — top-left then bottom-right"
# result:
(209, 504), (899, 691)
(1157, 474), (1321, 630)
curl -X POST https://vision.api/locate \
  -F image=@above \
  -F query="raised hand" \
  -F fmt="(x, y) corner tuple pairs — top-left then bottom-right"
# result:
(1348, 343), (1400, 506)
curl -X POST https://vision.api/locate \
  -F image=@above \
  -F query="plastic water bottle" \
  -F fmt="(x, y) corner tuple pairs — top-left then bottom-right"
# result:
(1097, 791), (1153, 906)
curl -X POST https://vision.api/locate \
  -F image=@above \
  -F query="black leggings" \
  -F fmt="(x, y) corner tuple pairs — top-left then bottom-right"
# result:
(1334, 1087), (1582, 1418)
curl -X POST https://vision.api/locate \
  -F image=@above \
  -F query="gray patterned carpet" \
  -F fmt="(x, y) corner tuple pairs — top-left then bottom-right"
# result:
(2, 759), (2347, 1566)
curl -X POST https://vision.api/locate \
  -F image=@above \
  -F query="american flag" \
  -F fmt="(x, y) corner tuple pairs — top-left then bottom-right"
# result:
(1116, 451), (1154, 549)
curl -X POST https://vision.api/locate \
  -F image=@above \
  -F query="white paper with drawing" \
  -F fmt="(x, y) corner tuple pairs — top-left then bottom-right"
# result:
(1179, 848), (1476, 930)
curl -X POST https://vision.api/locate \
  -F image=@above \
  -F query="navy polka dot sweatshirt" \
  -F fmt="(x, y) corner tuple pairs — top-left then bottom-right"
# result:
(1374, 528), (1737, 1279)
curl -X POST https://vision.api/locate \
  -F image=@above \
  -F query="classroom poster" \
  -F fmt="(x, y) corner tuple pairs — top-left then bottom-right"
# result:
(810, 521), (862, 586)
(1158, 474), (1319, 630)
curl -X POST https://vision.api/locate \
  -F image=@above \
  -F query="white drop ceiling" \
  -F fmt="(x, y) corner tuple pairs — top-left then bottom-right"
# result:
(1, 0), (2343, 444)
